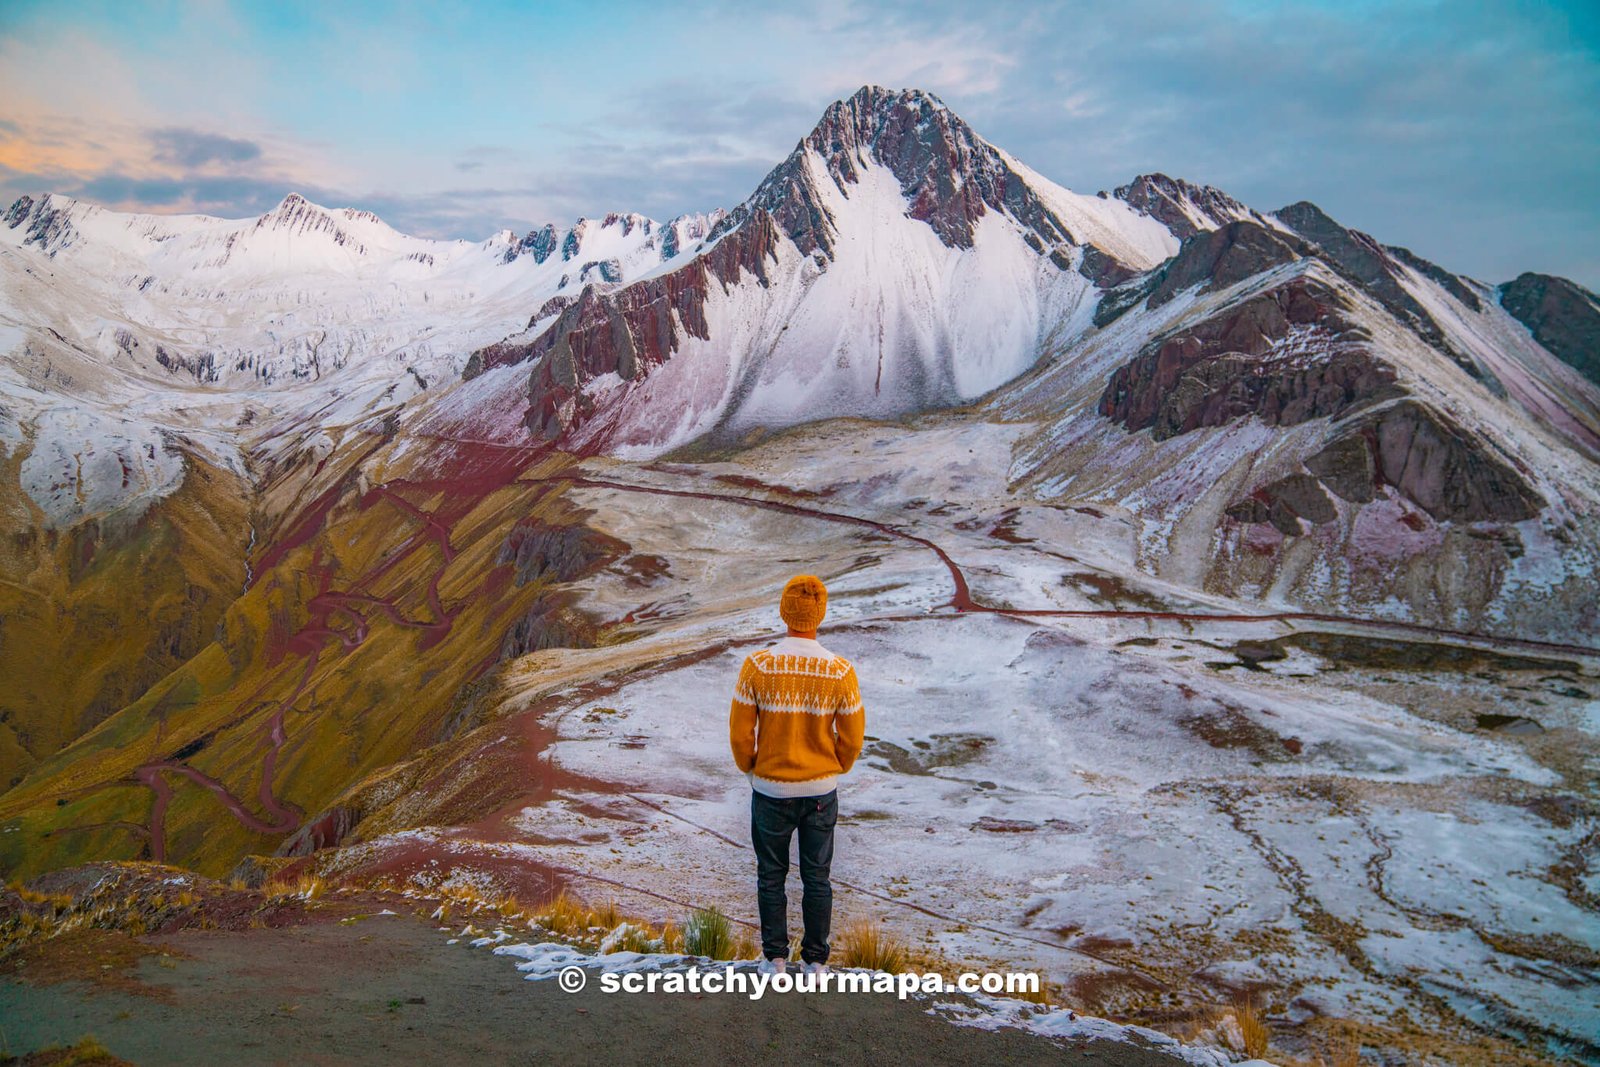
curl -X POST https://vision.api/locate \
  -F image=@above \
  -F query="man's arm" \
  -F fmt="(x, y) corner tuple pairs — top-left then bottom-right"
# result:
(729, 658), (759, 773)
(834, 664), (865, 772)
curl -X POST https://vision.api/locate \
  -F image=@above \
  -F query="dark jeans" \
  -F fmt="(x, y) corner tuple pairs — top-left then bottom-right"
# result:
(750, 789), (837, 963)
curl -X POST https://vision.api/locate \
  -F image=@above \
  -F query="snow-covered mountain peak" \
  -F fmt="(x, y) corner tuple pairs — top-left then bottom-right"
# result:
(720, 85), (1179, 285)
(735, 83), (1035, 255)
(600, 211), (652, 236)
(247, 191), (404, 258)
(4, 192), (97, 255)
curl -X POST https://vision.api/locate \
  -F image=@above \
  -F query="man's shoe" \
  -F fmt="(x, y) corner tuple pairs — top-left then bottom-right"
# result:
(760, 956), (787, 975)
(805, 962), (829, 976)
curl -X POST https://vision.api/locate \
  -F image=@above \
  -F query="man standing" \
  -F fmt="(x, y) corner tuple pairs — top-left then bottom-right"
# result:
(729, 575), (866, 975)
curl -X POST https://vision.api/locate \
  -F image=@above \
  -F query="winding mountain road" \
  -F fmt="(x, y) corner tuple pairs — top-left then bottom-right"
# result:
(542, 470), (1600, 660)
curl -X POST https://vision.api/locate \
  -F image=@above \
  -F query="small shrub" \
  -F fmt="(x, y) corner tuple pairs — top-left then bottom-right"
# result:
(657, 921), (684, 953)
(837, 919), (908, 973)
(683, 906), (736, 959)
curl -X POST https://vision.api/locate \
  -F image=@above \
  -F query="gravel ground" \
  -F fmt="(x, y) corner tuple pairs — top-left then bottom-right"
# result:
(0, 913), (1194, 1065)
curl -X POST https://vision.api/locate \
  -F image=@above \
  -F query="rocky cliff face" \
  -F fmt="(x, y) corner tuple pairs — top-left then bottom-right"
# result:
(1098, 277), (1398, 439)
(503, 223), (559, 265)
(470, 211), (781, 439)
(1224, 401), (1545, 537)
(1096, 259), (1547, 535)
(1499, 272), (1600, 386)
(1111, 173), (1257, 240)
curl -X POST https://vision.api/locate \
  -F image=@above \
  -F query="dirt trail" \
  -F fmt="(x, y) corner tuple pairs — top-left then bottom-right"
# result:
(0, 914), (1191, 1066)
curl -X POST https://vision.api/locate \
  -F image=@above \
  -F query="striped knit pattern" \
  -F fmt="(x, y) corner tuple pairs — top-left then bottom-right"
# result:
(730, 636), (866, 798)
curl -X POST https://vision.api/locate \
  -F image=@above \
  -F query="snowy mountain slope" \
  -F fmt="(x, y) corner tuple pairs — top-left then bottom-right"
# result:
(996, 212), (1600, 640)
(1, 191), (715, 393)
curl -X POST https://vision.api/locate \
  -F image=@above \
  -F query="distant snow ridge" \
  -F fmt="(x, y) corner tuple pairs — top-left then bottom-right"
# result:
(0, 187), (712, 522)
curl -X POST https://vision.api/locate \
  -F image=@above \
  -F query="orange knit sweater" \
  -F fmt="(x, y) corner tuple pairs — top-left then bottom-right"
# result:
(729, 636), (866, 798)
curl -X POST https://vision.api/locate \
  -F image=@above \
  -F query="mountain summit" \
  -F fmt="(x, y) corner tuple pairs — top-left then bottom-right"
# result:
(740, 85), (1074, 256)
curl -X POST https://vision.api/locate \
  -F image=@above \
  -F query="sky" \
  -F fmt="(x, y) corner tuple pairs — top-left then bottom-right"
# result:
(1, 0), (1597, 287)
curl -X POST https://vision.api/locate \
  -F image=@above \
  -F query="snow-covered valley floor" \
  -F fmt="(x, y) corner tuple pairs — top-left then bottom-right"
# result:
(335, 414), (1600, 1064)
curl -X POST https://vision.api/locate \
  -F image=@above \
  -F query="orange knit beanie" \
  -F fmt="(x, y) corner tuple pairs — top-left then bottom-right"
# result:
(779, 575), (828, 632)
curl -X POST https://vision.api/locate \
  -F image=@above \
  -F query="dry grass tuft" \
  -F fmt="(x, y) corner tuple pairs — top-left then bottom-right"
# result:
(266, 873), (326, 902)
(492, 893), (525, 921)
(11, 883), (74, 908)
(836, 918), (909, 973)
(534, 891), (591, 937)
(1312, 1035), (1364, 1067)
(1233, 997), (1271, 1059)
(591, 898), (622, 932)
(732, 931), (757, 960)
